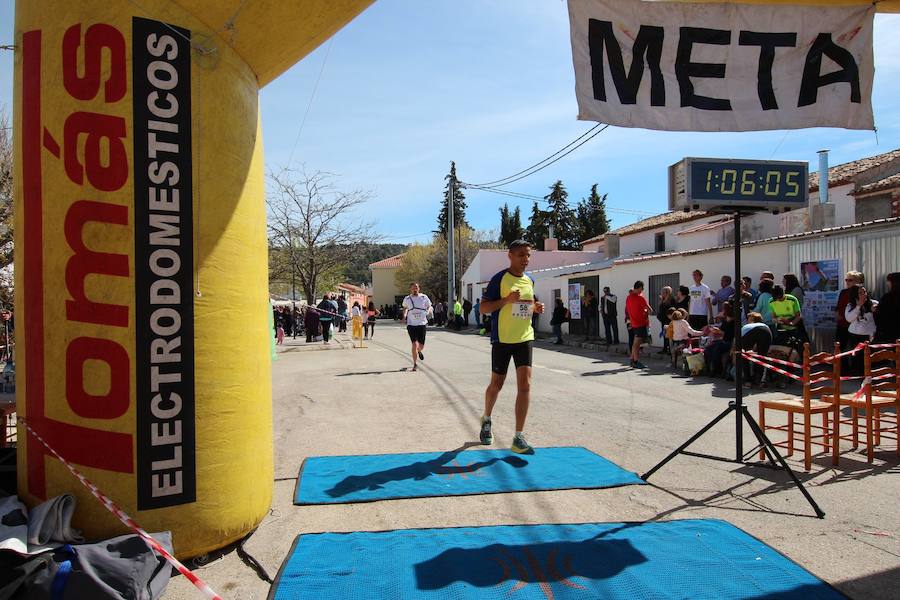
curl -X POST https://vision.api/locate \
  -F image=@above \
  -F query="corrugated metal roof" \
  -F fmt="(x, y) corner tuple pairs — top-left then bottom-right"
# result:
(809, 148), (900, 191)
(369, 253), (405, 268)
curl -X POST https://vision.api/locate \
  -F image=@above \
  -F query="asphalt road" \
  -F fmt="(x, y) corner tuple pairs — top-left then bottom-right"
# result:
(165, 321), (899, 600)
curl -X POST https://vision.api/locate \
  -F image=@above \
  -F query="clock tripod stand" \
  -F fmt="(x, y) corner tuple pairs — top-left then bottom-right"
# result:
(641, 211), (825, 518)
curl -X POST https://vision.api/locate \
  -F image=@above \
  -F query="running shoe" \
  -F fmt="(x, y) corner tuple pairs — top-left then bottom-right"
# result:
(633, 361), (647, 369)
(479, 417), (493, 445)
(510, 433), (534, 455)
(418, 351), (425, 360)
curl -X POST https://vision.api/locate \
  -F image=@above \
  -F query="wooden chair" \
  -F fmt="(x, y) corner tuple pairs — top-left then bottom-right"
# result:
(758, 343), (840, 471)
(838, 342), (899, 462)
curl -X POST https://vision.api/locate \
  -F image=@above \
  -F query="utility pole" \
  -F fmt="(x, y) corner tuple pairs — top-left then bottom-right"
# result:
(447, 166), (456, 305)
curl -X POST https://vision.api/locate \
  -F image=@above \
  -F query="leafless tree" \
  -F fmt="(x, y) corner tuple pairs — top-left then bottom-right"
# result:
(0, 107), (14, 307)
(267, 168), (379, 303)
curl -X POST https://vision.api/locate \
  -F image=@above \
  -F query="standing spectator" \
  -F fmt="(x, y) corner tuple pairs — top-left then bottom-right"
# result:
(317, 294), (336, 344)
(304, 306), (320, 343)
(674, 285), (690, 313)
(835, 271), (864, 353)
(474, 298), (482, 327)
(365, 301), (379, 340)
(625, 281), (651, 369)
(532, 295), (541, 331)
(783, 273), (805, 308)
(741, 312), (773, 388)
(274, 306), (286, 345)
(463, 298), (473, 327)
(711, 275), (735, 309)
(742, 276), (759, 305)
(688, 269), (713, 329)
(600, 287), (619, 344)
(760, 270), (775, 282)
(657, 286), (675, 355)
(582, 289), (599, 341)
(874, 272), (899, 343)
(453, 298), (463, 330)
(434, 298), (445, 327)
(337, 295), (348, 332)
(845, 285), (878, 374)
(550, 298), (568, 344)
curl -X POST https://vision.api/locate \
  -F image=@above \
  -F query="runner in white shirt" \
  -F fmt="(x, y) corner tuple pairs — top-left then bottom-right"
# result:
(687, 269), (713, 330)
(402, 282), (433, 371)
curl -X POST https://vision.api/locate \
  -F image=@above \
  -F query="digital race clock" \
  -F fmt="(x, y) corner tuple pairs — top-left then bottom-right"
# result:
(669, 157), (809, 214)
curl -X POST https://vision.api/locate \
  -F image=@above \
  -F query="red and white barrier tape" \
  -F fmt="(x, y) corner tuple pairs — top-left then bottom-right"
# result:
(17, 417), (222, 600)
(832, 343), (867, 360)
(742, 350), (802, 370)
(741, 352), (803, 381)
(850, 378), (872, 402)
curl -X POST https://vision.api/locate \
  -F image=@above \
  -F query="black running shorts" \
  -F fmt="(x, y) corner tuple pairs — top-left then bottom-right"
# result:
(407, 325), (426, 345)
(632, 326), (648, 339)
(491, 341), (533, 375)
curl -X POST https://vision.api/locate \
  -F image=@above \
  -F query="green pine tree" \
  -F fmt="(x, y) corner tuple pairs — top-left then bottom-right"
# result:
(576, 184), (610, 244)
(498, 203), (511, 246)
(435, 161), (469, 237)
(510, 206), (524, 242)
(544, 180), (579, 250)
(524, 201), (548, 250)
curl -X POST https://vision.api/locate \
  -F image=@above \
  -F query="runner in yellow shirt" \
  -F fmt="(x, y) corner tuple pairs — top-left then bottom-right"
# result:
(478, 240), (544, 454)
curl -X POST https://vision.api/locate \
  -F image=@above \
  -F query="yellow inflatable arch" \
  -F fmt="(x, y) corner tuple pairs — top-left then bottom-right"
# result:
(11, 0), (896, 558)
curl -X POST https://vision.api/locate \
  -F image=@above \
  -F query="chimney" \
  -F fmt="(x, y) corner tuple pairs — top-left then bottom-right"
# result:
(543, 224), (558, 251)
(812, 149), (835, 229)
(817, 149), (829, 204)
(605, 234), (620, 260)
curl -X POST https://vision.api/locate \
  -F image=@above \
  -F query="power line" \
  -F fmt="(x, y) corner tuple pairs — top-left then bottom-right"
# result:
(287, 36), (335, 166)
(462, 182), (655, 217)
(469, 124), (604, 187)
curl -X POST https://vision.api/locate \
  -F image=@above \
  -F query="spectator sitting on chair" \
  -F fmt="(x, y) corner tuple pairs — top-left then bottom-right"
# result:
(704, 301), (735, 377)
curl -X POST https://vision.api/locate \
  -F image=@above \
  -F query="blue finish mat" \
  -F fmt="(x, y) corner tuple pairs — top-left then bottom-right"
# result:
(270, 519), (846, 600)
(293, 446), (643, 505)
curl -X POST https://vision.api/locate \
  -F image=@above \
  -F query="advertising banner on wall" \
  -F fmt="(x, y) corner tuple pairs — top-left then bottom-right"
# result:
(567, 0), (875, 131)
(568, 283), (583, 319)
(801, 259), (841, 328)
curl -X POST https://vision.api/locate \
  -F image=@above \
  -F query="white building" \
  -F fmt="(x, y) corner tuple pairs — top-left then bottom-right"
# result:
(530, 148), (900, 348)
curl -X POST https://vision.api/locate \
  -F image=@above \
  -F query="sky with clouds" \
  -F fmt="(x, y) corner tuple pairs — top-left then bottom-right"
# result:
(1, 1), (898, 244)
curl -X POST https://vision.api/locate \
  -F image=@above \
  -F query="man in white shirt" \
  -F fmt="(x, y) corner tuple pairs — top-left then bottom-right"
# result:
(687, 269), (713, 330)
(402, 282), (433, 372)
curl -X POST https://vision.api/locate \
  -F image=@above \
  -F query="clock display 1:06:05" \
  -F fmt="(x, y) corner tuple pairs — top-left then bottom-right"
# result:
(705, 168), (802, 197)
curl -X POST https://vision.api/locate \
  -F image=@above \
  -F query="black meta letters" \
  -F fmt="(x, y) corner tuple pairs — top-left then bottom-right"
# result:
(588, 19), (665, 106)
(799, 33), (861, 107)
(676, 27), (732, 111)
(738, 31), (797, 110)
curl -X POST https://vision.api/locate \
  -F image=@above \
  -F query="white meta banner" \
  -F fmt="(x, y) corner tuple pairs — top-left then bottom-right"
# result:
(567, 0), (875, 131)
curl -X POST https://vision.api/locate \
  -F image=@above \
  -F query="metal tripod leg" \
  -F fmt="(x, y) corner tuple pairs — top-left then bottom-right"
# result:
(642, 405), (734, 480)
(742, 407), (825, 518)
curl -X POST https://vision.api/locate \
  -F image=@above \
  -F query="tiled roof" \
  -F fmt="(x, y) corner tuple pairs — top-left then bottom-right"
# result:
(809, 148), (900, 191)
(580, 211), (711, 245)
(853, 173), (900, 195)
(673, 217), (732, 235)
(369, 253), (405, 268)
(611, 217), (900, 266)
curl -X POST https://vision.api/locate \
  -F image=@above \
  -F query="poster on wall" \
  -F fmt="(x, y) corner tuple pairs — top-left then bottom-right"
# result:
(801, 259), (840, 328)
(568, 283), (582, 319)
